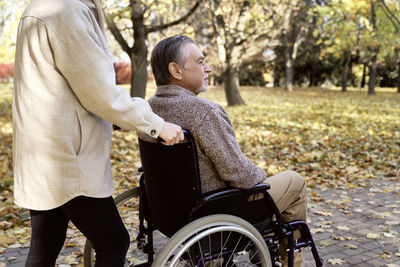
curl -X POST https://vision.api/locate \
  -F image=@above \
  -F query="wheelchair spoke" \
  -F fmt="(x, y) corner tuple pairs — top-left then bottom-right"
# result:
(213, 231), (233, 267)
(153, 215), (273, 267)
(211, 231), (223, 267)
(187, 250), (195, 267)
(224, 234), (243, 267)
(198, 240), (206, 267)
(241, 240), (256, 267)
(208, 231), (212, 267)
(246, 249), (261, 267)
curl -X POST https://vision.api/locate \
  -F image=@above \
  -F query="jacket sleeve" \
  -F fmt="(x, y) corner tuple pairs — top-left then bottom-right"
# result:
(48, 7), (164, 137)
(195, 105), (266, 189)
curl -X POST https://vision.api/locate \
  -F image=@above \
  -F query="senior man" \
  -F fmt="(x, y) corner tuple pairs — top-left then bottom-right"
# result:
(144, 35), (314, 267)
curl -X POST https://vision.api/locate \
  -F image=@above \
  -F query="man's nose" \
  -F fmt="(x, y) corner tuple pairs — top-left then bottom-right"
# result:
(204, 64), (212, 73)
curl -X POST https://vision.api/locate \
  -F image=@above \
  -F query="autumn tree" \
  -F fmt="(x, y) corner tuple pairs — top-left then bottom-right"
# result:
(367, 0), (378, 95)
(312, 0), (400, 94)
(363, 0), (397, 95)
(0, 0), (27, 63)
(281, 0), (313, 91)
(102, 0), (200, 98)
(202, 0), (280, 106)
(313, 0), (369, 92)
(378, 0), (400, 93)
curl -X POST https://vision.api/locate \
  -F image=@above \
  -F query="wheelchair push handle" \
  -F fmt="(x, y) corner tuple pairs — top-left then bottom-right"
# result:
(156, 129), (191, 144)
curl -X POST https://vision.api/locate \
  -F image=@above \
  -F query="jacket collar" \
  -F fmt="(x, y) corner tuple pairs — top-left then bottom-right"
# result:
(155, 85), (197, 98)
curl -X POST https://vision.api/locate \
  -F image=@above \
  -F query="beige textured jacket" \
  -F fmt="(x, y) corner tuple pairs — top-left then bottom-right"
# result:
(141, 85), (266, 193)
(13, 0), (164, 210)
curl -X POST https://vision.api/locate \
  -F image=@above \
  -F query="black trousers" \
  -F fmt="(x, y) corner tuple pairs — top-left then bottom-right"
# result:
(26, 196), (130, 267)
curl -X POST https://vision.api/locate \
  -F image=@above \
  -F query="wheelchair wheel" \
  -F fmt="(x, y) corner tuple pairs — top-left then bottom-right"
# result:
(153, 214), (272, 267)
(83, 187), (141, 267)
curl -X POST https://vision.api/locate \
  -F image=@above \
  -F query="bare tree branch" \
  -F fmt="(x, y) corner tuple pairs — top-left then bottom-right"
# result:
(105, 15), (131, 54)
(130, 0), (145, 17)
(379, 0), (400, 32)
(147, 0), (200, 33)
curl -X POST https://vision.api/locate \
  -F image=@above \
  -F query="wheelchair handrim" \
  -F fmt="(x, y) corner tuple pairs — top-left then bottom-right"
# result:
(167, 225), (270, 266)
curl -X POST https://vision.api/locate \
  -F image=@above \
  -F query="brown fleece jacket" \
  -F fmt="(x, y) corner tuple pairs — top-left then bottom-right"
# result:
(140, 85), (266, 193)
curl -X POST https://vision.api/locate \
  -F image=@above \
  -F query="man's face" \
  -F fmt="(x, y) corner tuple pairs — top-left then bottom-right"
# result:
(179, 43), (212, 94)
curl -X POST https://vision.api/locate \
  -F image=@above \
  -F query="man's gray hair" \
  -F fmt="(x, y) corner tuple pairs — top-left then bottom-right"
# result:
(151, 35), (195, 86)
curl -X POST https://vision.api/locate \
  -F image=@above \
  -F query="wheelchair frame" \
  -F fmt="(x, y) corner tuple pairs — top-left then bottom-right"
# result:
(83, 130), (323, 267)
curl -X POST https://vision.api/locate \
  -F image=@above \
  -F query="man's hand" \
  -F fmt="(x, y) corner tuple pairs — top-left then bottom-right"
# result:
(159, 122), (184, 146)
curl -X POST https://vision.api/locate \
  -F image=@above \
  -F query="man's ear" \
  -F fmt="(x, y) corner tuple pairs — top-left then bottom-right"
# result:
(168, 62), (183, 80)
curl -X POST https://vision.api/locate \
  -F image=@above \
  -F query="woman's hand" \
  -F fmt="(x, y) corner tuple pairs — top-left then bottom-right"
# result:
(159, 122), (184, 146)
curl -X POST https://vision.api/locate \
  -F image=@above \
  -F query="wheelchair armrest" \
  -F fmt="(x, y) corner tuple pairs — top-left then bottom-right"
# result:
(201, 183), (270, 203)
(192, 183), (275, 231)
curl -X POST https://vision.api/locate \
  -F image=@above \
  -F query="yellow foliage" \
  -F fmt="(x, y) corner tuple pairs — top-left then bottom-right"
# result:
(0, 5), (25, 63)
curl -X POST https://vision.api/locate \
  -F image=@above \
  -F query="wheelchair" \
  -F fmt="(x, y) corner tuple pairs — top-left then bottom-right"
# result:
(83, 130), (323, 267)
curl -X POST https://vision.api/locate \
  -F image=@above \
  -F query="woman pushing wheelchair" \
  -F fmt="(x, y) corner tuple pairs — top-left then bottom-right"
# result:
(13, 0), (183, 266)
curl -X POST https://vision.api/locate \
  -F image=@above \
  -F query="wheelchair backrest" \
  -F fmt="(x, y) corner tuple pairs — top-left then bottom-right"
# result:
(138, 130), (202, 237)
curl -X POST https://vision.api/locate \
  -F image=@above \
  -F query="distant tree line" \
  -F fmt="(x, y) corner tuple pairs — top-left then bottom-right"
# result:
(101, 0), (400, 105)
(1, 0), (399, 105)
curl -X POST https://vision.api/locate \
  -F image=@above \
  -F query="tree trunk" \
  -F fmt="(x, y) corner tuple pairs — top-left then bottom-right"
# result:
(368, 0), (377, 96)
(397, 62), (400, 93)
(368, 49), (378, 95)
(350, 61), (356, 87)
(308, 71), (313, 87)
(284, 45), (294, 91)
(224, 65), (245, 106)
(282, 1), (295, 92)
(130, 38), (148, 98)
(396, 48), (400, 94)
(282, 26), (294, 91)
(273, 63), (280, 87)
(283, 29), (294, 91)
(361, 63), (367, 88)
(341, 52), (351, 92)
(309, 46), (320, 87)
(130, 4), (148, 98)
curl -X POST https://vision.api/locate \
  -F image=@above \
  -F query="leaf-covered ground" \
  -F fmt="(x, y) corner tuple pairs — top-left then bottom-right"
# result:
(1, 83), (399, 264)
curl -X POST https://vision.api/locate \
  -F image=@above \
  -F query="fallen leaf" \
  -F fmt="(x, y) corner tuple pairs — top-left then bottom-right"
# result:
(311, 228), (325, 234)
(344, 244), (358, 250)
(320, 240), (331, 247)
(310, 191), (323, 202)
(380, 252), (392, 259)
(0, 234), (15, 247)
(313, 210), (332, 217)
(383, 233), (395, 238)
(366, 233), (380, 239)
(327, 258), (345, 265)
(336, 225), (350, 231)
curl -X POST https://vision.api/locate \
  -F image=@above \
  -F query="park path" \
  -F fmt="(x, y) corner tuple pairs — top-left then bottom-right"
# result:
(2, 178), (400, 267)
